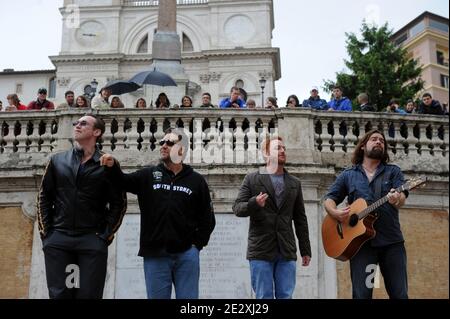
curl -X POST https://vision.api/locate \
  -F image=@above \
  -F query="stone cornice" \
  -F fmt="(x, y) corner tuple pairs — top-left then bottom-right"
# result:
(50, 47), (278, 62)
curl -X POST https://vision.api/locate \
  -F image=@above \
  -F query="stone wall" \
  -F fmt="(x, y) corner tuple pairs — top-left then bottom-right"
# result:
(337, 208), (449, 299)
(0, 207), (34, 299)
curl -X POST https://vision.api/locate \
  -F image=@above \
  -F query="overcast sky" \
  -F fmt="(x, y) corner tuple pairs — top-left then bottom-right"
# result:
(0, 0), (448, 103)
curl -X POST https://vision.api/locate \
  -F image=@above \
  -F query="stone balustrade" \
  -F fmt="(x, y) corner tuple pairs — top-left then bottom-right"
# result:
(122, 0), (209, 6)
(0, 109), (448, 173)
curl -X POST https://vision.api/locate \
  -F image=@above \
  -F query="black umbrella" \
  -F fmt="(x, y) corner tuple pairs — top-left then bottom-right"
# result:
(103, 80), (141, 95)
(129, 69), (177, 87)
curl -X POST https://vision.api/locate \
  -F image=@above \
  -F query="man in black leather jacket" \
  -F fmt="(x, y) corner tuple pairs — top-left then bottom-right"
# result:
(37, 114), (127, 299)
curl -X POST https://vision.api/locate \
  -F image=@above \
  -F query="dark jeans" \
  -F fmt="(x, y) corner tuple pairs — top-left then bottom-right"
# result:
(42, 230), (108, 299)
(350, 241), (408, 299)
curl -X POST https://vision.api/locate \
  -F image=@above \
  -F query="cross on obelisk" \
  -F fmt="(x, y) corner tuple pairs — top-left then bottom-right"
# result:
(152, 0), (181, 63)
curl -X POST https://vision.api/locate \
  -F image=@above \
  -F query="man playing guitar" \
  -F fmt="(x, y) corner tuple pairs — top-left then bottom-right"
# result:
(324, 129), (408, 299)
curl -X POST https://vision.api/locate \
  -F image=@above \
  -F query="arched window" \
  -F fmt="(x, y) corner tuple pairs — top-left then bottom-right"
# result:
(137, 35), (148, 54)
(235, 79), (244, 89)
(182, 33), (193, 52)
(48, 77), (56, 98)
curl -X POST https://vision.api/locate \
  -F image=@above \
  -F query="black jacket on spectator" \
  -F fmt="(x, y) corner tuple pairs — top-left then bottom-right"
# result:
(38, 147), (127, 244)
(113, 163), (215, 256)
(360, 103), (377, 112)
(233, 170), (311, 261)
(418, 100), (444, 115)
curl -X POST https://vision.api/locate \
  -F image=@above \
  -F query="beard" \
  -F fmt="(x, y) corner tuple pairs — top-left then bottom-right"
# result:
(365, 147), (384, 160)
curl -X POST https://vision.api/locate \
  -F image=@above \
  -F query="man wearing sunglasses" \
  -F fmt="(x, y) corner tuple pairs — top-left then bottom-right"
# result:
(27, 87), (55, 110)
(100, 128), (215, 299)
(37, 114), (127, 299)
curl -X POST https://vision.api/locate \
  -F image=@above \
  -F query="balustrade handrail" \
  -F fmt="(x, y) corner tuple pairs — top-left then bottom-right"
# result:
(0, 109), (448, 172)
(122, 0), (209, 6)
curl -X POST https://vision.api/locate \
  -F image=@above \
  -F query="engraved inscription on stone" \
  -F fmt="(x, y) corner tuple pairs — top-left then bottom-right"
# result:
(114, 213), (252, 298)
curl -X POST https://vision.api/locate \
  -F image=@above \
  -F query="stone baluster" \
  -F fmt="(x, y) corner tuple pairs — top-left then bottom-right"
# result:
(221, 116), (234, 164)
(320, 119), (333, 152)
(102, 119), (114, 152)
(127, 117), (141, 151)
(442, 123), (449, 157)
(405, 121), (419, 155)
(14, 120), (28, 153)
(139, 117), (152, 152)
(39, 120), (53, 153)
(114, 119), (128, 150)
(192, 117), (203, 164)
(346, 120), (359, 155)
(2, 120), (17, 154)
(393, 121), (405, 156)
(415, 123), (427, 156)
(203, 117), (221, 165)
(27, 120), (41, 153)
(332, 120), (343, 153)
(154, 117), (166, 148)
(234, 117), (245, 165)
(431, 123), (445, 157)
(247, 117), (258, 165)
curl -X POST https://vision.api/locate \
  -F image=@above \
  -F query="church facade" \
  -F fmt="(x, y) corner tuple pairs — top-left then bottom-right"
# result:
(0, 0), (280, 107)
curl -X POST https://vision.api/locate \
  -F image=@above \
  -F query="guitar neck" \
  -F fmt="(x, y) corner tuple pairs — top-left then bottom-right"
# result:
(358, 185), (404, 219)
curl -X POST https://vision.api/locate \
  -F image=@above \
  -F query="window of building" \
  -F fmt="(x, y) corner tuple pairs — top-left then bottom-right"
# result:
(429, 19), (449, 33)
(440, 74), (449, 89)
(15, 83), (23, 94)
(235, 79), (244, 88)
(437, 51), (445, 65)
(394, 33), (408, 46)
(182, 33), (193, 52)
(137, 35), (148, 53)
(49, 77), (56, 98)
(409, 21), (425, 38)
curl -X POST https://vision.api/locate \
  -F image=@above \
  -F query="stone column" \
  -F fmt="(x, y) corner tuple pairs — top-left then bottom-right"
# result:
(157, 0), (177, 32)
(152, 0), (181, 62)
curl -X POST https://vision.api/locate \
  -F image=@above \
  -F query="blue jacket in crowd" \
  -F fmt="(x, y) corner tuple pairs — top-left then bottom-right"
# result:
(219, 97), (246, 108)
(327, 97), (352, 112)
(302, 96), (328, 110)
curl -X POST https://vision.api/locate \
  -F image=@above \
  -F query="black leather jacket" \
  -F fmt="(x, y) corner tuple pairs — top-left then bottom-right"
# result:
(37, 147), (127, 244)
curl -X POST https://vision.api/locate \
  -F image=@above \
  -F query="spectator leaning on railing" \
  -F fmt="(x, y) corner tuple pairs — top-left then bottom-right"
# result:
(302, 87), (328, 110)
(386, 99), (407, 114)
(6, 94), (28, 111)
(28, 88), (55, 110)
(418, 93), (444, 115)
(356, 93), (376, 112)
(219, 87), (246, 109)
(327, 86), (352, 112)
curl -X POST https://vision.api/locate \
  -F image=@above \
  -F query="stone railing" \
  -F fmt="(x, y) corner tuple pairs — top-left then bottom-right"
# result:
(0, 108), (448, 173)
(122, 0), (209, 6)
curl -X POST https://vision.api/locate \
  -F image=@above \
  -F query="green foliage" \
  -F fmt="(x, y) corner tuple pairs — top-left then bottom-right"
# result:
(324, 21), (424, 111)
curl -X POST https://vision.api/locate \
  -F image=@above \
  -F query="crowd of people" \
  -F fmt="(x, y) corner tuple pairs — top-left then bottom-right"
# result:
(1, 85), (447, 116)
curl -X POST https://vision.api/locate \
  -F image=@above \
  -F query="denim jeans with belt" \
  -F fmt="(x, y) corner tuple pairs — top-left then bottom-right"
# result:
(143, 246), (200, 299)
(249, 254), (297, 299)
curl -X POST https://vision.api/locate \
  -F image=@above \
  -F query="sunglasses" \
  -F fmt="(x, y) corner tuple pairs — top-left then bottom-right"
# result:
(72, 120), (90, 127)
(159, 140), (177, 147)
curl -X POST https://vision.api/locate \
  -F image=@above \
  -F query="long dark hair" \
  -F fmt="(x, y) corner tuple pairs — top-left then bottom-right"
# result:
(351, 129), (390, 165)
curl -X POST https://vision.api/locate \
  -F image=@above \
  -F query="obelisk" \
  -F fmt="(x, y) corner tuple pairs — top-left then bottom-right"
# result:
(151, 0), (184, 75)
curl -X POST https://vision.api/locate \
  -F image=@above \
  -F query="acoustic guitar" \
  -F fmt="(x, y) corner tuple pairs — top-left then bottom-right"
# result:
(321, 177), (426, 261)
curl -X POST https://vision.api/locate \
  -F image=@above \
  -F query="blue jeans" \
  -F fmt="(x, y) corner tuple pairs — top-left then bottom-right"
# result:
(249, 255), (296, 299)
(350, 242), (408, 299)
(143, 246), (199, 299)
